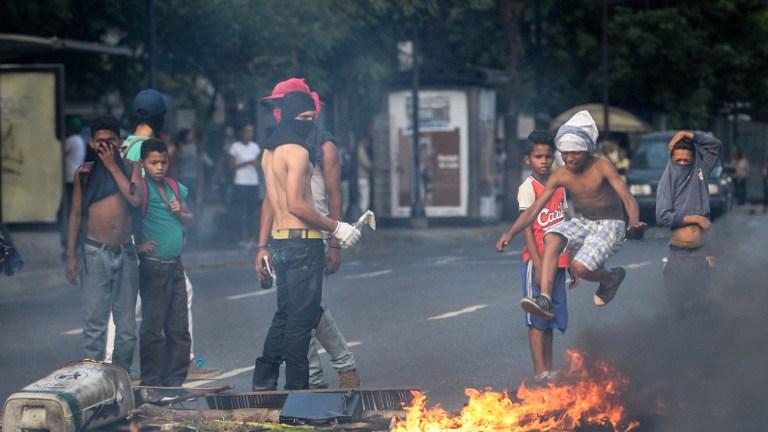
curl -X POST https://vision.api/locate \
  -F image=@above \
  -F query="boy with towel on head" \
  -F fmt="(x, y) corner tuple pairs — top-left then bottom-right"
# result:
(497, 111), (645, 319)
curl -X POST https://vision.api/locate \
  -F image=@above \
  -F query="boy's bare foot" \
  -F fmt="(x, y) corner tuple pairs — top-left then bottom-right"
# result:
(594, 267), (626, 306)
(521, 295), (554, 319)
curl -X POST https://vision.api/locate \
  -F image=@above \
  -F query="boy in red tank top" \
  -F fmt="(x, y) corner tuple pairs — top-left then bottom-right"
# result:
(499, 131), (572, 381)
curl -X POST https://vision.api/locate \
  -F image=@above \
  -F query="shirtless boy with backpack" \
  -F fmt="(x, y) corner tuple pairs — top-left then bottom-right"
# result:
(497, 111), (645, 318)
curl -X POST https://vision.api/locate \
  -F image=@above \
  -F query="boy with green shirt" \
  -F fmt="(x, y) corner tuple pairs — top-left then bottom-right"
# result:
(136, 139), (194, 386)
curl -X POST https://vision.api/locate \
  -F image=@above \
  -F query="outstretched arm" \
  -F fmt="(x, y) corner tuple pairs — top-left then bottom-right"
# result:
(602, 159), (643, 229)
(496, 176), (559, 252)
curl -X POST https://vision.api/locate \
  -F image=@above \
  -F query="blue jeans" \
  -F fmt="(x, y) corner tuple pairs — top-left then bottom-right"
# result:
(308, 296), (357, 387)
(80, 243), (139, 371)
(253, 239), (325, 390)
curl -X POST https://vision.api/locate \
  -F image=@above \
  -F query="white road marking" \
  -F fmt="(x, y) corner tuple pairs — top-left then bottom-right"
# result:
(184, 365), (255, 388)
(623, 260), (652, 270)
(183, 342), (365, 388)
(433, 256), (460, 266)
(344, 270), (392, 280)
(61, 328), (83, 336)
(226, 290), (275, 300)
(317, 341), (362, 355)
(428, 304), (488, 321)
(502, 251), (521, 257)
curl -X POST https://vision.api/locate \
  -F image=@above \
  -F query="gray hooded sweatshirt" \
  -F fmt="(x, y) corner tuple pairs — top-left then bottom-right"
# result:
(655, 132), (722, 228)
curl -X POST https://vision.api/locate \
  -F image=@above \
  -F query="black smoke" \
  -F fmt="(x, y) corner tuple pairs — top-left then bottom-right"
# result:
(576, 215), (768, 431)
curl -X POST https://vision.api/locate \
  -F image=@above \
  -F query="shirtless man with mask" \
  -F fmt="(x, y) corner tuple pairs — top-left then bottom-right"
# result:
(66, 115), (143, 371)
(656, 131), (721, 317)
(252, 91), (361, 391)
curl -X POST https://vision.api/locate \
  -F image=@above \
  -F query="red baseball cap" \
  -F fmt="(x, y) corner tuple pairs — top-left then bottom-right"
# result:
(262, 78), (312, 102)
(263, 77), (323, 121)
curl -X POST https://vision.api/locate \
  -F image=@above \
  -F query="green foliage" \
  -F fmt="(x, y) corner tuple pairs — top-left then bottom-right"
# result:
(4, 0), (768, 129)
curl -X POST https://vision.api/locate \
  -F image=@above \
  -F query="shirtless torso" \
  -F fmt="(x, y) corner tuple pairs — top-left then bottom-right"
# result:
(262, 144), (336, 232)
(552, 156), (627, 221)
(87, 194), (135, 244)
(670, 224), (703, 247)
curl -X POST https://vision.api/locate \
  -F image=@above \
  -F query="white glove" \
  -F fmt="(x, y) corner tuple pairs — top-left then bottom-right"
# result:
(332, 221), (361, 248)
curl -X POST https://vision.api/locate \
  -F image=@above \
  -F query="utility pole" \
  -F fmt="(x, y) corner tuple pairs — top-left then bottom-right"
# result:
(601, 0), (610, 134)
(410, 21), (427, 226)
(147, 0), (157, 88)
(534, 0), (543, 128)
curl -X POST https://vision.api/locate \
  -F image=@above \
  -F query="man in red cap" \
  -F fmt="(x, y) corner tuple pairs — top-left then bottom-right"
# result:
(255, 79), (361, 389)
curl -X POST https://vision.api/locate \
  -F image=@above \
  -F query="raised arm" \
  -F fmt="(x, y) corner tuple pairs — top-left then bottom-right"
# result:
(601, 159), (642, 229)
(693, 132), (722, 175)
(281, 145), (338, 232)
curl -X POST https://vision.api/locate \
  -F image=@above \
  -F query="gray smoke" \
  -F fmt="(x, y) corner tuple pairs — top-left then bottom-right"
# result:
(575, 215), (768, 431)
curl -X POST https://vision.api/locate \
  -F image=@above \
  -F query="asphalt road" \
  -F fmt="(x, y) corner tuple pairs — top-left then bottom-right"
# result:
(0, 224), (678, 412)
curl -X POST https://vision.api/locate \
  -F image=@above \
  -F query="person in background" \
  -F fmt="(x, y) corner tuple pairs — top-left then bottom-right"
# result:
(732, 150), (750, 205)
(159, 131), (177, 179)
(356, 136), (373, 212)
(228, 124), (262, 248)
(61, 116), (86, 253)
(176, 127), (212, 208)
(598, 136), (630, 182)
(762, 160), (768, 213)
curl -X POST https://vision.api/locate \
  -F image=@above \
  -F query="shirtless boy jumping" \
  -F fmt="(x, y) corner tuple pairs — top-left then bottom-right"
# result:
(496, 111), (645, 318)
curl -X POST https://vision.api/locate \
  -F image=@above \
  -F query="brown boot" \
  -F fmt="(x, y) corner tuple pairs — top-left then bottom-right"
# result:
(338, 369), (360, 388)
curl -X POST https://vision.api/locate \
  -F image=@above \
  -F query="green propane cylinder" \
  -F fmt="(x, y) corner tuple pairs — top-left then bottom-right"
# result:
(3, 361), (134, 431)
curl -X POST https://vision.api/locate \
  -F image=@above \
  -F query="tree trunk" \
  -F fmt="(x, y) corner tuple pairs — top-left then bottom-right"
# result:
(498, 0), (524, 220)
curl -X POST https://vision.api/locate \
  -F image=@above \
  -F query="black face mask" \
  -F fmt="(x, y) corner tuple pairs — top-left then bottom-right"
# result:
(264, 92), (317, 161)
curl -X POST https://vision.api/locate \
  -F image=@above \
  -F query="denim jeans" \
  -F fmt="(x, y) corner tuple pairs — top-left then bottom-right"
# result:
(139, 258), (191, 386)
(253, 239), (325, 390)
(80, 243), (139, 371)
(308, 294), (357, 387)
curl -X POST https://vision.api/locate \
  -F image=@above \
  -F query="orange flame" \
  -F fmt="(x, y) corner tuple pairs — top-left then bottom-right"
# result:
(392, 350), (641, 432)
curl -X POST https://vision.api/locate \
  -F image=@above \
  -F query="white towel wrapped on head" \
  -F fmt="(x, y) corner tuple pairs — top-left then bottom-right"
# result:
(555, 110), (599, 153)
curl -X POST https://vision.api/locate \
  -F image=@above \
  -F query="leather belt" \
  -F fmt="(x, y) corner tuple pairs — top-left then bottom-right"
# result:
(85, 238), (134, 254)
(270, 229), (324, 240)
(140, 255), (181, 264)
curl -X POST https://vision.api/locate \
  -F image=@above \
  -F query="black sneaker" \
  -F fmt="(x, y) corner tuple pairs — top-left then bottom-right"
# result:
(594, 267), (626, 307)
(521, 295), (554, 319)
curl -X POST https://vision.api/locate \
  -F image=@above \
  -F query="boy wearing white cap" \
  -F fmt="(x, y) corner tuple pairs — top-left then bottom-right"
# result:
(496, 111), (645, 318)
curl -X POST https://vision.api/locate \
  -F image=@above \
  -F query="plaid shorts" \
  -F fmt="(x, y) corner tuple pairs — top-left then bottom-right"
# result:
(545, 218), (626, 272)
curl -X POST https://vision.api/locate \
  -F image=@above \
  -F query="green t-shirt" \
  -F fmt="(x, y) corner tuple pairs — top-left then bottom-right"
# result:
(142, 179), (189, 258)
(122, 134), (149, 163)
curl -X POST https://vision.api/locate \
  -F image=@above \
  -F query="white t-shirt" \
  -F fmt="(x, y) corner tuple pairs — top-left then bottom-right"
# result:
(65, 134), (86, 182)
(228, 141), (261, 185)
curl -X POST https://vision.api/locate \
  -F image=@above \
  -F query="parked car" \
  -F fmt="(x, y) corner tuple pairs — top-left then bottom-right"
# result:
(626, 131), (732, 224)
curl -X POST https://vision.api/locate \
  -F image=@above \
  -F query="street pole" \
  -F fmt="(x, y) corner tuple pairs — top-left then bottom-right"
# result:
(147, 0), (157, 89)
(410, 22), (427, 226)
(601, 0), (610, 135)
(534, 0), (542, 128)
